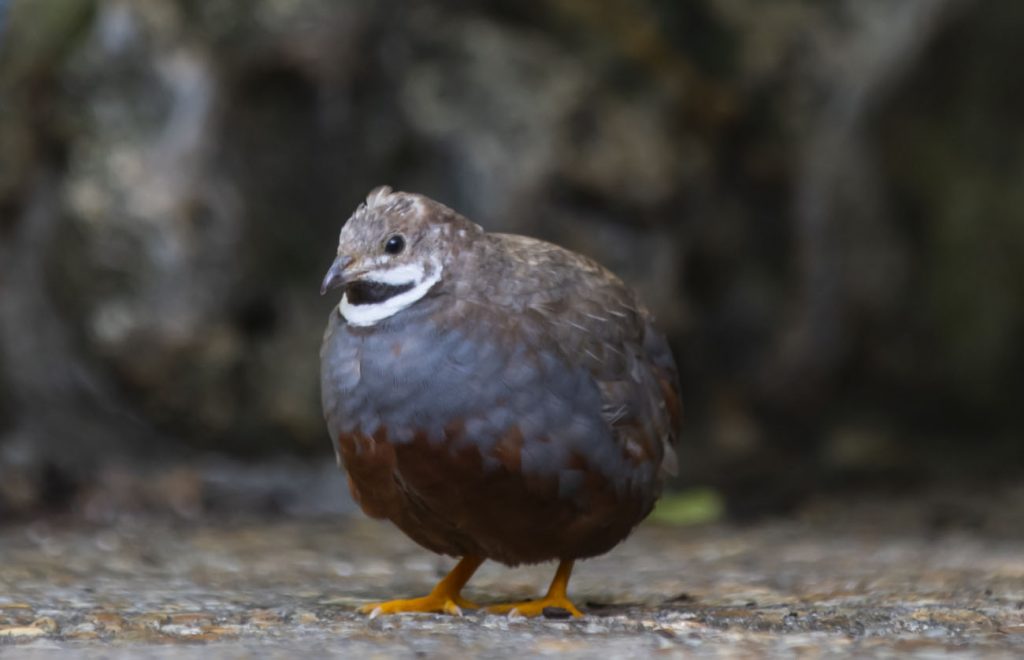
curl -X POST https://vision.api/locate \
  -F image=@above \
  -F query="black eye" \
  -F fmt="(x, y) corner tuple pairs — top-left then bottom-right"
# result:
(384, 235), (405, 255)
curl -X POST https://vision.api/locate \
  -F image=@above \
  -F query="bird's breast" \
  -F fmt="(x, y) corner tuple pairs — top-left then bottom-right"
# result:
(321, 310), (660, 501)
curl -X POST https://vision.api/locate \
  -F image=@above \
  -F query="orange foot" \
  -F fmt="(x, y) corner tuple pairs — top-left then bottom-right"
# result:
(487, 595), (583, 618)
(361, 593), (479, 617)
(487, 559), (584, 618)
(359, 555), (483, 618)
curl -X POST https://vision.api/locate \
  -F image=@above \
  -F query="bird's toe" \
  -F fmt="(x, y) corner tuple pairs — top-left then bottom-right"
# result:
(487, 596), (583, 618)
(358, 594), (477, 617)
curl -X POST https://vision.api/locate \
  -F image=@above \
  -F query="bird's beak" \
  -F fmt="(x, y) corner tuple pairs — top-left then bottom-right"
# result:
(320, 255), (353, 295)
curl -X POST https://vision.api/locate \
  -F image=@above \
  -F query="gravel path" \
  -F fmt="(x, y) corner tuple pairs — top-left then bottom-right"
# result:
(2, 507), (1023, 658)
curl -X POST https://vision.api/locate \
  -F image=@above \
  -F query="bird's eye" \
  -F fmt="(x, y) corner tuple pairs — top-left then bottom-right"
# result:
(384, 235), (405, 255)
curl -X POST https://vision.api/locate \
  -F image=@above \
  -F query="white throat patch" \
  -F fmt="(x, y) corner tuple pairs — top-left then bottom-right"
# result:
(339, 261), (442, 327)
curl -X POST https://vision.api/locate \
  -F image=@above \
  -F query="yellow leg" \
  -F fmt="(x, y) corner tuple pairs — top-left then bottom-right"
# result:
(360, 555), (484, 617)
(487, 559), (584, 618)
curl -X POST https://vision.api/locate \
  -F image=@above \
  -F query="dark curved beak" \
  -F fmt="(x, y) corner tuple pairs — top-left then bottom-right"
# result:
(320, 255), (353, 295)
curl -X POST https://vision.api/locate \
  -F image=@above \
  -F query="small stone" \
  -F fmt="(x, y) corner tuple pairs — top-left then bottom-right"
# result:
(294, 610), (318, 624)
(141, 611), (173, 625)
(30, 617), (58, 634)
(0, 625), (47, 639)
(541, 606), (574, 619)
(247, 609), (282, 627)
(65, 622), (100, 640)
(160, 624), (203, 637)
(531, 639), (588, 653)
(168, 612), (211, 626)
(92, 612), (125, 632)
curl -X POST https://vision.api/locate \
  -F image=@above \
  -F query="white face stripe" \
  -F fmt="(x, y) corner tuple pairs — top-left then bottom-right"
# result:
(339, 262), (442, 327)
(363, 262), (424, 285)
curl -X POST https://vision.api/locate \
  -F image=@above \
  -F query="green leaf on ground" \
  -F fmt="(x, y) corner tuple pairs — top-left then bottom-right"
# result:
(649, 488), (725, 526)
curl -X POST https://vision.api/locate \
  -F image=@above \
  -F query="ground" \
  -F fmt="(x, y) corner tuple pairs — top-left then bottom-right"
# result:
(2, 490), (1023, 659)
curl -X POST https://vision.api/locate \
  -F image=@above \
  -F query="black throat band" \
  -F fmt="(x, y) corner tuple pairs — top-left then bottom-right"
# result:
(345, 279), (416, 305)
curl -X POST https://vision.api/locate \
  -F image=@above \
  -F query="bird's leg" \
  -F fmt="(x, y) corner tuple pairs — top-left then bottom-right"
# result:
(360, 555), (484, 617)
(487, 559), (584, 618)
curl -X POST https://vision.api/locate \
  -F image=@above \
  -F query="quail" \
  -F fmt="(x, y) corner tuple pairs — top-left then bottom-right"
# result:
(320, 187), (681, 617)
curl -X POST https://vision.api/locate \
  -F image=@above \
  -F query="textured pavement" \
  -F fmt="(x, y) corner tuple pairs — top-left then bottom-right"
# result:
(2, 500), (1023, 658)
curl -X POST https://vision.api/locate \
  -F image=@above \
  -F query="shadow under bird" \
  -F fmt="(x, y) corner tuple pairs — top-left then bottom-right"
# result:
(320, 187), (681, 617)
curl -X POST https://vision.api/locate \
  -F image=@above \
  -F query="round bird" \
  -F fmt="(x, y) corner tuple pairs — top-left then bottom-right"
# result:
(320, 187), (681, 617)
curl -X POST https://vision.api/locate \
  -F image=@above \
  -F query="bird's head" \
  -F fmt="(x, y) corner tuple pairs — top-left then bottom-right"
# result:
(321, 186), (482, 326)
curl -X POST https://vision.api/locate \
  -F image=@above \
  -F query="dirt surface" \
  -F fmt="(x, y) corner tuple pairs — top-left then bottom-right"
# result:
(2, 498), (1023, 659)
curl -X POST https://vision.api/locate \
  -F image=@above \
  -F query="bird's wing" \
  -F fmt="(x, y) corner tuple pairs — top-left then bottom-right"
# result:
(463, 234), (681, 478)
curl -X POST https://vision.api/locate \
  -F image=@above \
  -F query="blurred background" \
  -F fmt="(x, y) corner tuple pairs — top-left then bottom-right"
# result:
(1, 0), (1021, 525)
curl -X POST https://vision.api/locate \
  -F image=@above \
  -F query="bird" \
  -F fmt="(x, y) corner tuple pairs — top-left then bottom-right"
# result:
(320, 186), (681, 618)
